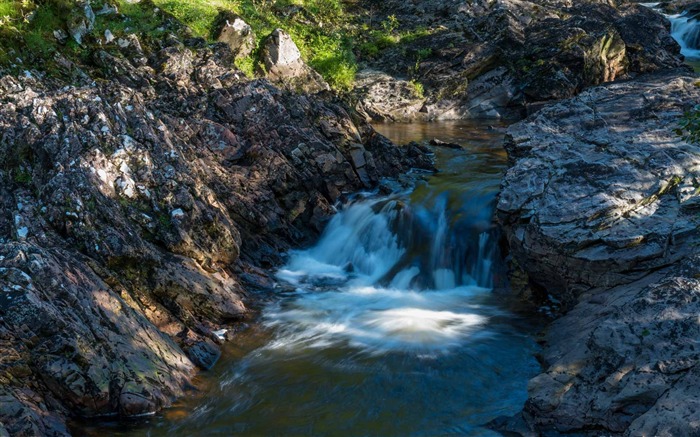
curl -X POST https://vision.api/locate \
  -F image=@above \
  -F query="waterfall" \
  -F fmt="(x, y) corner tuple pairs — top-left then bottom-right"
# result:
(642, 2), (700, 60)
(271, 191), (501, 354)
(670, 11), (700, 59)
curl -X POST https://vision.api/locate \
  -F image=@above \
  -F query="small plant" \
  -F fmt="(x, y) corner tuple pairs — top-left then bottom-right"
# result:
(677, 105), (700, 144)
(381, 14), (399, 34)
(13, 167), (31, 184)
(409, 79), (424, 98)
(235, 55), (256, 78)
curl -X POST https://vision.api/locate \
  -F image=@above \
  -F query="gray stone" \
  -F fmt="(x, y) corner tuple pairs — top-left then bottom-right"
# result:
(497, 69), (700, 435)
(498, 69), (700, 308)
(67, 1), (95, 45)
(212, 11), (256, 60)
(259, 29), (330, 94)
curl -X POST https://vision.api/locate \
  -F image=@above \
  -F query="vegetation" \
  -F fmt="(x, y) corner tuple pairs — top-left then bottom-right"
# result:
(679, 105), (700, 144)
(0, 0), (361, 90)
(0, 0), (438, 92)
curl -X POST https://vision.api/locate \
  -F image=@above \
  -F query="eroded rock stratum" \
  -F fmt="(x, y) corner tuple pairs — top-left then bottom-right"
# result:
(497, 69), (700, 435)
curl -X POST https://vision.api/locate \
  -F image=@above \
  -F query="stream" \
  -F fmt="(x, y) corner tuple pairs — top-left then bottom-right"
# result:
(77, 121), (542, 436)
(643, 2), (700, 71)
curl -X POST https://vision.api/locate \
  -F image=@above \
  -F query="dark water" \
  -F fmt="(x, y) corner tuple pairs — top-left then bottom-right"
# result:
(76, 121), (541, 437)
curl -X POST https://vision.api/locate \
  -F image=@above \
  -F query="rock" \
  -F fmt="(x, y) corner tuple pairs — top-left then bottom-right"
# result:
(497, 69), (700, 309)
(429, 138), (463, 149)
(352, 0), (687, 121)
(0, 36), (433, 431)
(53, 29), (68, 45)
(0, 242), (195, 420)
(497, 69), (700, 435)
(521, 257), (700, 436)
(211, 11), (256, 60)
(0, 387), (70, 436)
(66, 1), (95, 45)
(104, 29), (115, 44)
(259, 29), (330, 94)
(95, 3), (118, 16)
(353, 69), (426, 122)
(182, 339), (221, 370)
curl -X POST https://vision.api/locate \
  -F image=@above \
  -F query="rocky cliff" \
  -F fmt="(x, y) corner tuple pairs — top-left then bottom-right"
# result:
(496, 69), (700, 435)
(0, 33), (432, 435)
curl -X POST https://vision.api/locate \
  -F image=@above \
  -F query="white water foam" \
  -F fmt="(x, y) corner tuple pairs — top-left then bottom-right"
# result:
(642, 2), (700, 60)
(270, 196), (498, 355)
(264, 285), (490, 354)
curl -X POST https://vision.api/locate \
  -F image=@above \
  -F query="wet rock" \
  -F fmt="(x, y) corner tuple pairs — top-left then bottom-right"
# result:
(212, 11), (256, 60)
(259, 29), (330, 94)
(429, 139), (463, 150)
(183, 339), (221, 371)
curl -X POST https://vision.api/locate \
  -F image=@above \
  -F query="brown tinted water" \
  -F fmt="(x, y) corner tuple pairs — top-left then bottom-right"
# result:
(74, 120), (542, 437)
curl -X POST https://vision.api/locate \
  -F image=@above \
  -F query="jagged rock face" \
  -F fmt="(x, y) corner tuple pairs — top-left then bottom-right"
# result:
(212, 11), (256, 60)
(259, 29), (330, 94)
(66, 1), (95, 45)
(492, 65), (700, 437)
(0, 37), (432, 433)
(352, 0), (687, 120)
(497, 69), (700, 309)
(353, 70), (426, 122)
(521, 253), (700, 436)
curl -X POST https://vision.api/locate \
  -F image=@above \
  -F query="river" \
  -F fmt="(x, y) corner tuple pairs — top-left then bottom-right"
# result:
(75, 121), (543, 436)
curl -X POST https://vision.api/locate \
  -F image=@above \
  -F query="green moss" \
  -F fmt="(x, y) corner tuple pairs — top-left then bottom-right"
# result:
(12, 168), (31, 184)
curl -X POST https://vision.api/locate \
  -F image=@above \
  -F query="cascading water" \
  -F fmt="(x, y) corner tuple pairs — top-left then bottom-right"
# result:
(272, 190), (500, 354)
(643, 2), (700, 60)
(76, 121), (541, 437)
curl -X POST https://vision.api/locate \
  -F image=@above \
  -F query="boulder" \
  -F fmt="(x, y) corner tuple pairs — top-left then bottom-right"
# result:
(353, 69), (425, 122)
(497, 69), (700, 308)
(259, 28), (330, 94)
(211, 11), (256, 60)
(497, 69), (700, 435)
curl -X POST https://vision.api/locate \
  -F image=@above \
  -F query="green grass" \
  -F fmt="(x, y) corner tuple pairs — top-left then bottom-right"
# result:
(0, 0), (431, 92)
(144, 0), (356, 89)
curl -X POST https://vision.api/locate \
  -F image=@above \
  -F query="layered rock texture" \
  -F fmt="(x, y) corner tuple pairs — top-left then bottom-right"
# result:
(496, 70), (700, 435)
(351, 0), (688, 121)
(0, 35), (431, 434)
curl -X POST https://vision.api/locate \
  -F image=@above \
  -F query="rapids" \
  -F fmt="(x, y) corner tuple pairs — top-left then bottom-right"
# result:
(77, 121), (542, 436)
